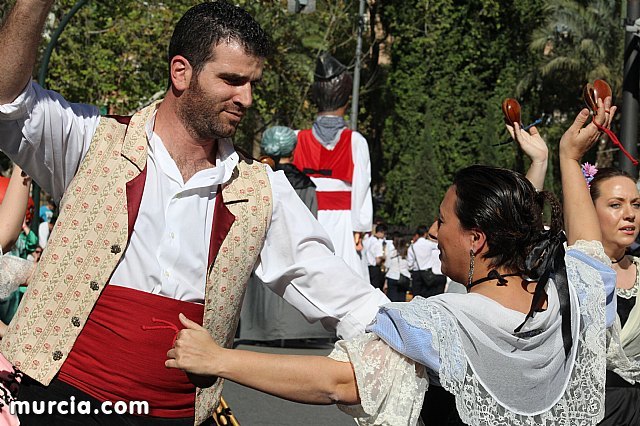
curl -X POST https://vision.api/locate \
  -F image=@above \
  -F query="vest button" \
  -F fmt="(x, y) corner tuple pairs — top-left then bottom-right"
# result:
(52, 351), (63, 361)
(110, 244), (121, 254)
(89, 281), (99, 291)
(71, 317), (81, 327)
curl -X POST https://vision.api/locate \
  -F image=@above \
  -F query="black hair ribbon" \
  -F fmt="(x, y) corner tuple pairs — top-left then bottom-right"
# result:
(515, 231), (572, 357)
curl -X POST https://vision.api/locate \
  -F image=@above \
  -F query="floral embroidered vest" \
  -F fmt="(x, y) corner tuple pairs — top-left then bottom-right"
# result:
(1, 101), (273, 424)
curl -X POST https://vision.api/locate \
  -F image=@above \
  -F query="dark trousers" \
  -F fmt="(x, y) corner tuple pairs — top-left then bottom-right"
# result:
(18, 377), (213, 426)
(368, 265), (385, 290)
(598, 370), (640, 426)
(420, 385), (464, 426)
(411, 269), (446, 299)
(386, 278), (406, 302)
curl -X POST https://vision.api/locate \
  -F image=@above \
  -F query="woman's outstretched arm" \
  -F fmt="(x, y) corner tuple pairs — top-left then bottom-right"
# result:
(0, 165), (31, 251)
(165, 314), (360, 405)
(558, 98), (614, 245)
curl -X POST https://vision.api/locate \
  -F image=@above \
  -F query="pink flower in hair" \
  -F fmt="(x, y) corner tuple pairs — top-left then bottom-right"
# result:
(582, 162), (598, 188)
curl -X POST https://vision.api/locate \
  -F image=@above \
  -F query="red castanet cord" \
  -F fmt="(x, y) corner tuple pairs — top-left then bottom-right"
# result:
(592, 120), (639, 165)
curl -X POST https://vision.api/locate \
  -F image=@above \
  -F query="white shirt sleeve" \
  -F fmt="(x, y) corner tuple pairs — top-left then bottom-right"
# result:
(255, 169), (389, 339)
(349, 132), (373, 233)
(407, 243), (416, 270)
(0, 80), (100, 202)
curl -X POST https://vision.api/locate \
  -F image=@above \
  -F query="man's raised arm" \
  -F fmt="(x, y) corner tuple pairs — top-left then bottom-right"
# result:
(0, 0), (55, 104)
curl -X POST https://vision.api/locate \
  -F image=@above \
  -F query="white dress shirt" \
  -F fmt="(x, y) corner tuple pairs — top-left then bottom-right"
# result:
(407, 237), (439, 271)
(364, 236), (384, 266)
(385, 248), (411, 281)
(0, 81), (390, 339)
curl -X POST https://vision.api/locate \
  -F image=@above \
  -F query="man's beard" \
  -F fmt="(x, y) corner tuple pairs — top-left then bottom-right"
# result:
(177, 79), (242, 141)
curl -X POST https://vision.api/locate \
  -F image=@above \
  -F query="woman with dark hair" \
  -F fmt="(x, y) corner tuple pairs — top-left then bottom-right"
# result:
(166, 102), (616, 425)
(582, 167), (640, 425)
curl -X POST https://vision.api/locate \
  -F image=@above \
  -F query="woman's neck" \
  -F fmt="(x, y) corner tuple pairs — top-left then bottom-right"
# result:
(603, 242), (627, 265)
(469, 269), (542, 315)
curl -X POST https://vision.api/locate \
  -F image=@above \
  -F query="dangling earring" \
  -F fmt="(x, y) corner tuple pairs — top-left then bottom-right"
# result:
(467, 250), (475, 286)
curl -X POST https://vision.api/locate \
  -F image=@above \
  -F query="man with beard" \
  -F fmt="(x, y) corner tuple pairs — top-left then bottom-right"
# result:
(0, 1), (389, 425)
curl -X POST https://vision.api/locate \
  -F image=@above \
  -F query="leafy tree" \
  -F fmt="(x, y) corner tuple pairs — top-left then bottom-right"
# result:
(378, 0), (545, 227)
(519, 0), (623, 185)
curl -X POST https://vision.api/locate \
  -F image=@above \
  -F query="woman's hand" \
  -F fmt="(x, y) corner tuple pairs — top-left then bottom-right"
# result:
(507, 123), (548, 165)
(560, 97), (615, 161)
(507, 123), (548, 190)
(165, 313), (224, 376)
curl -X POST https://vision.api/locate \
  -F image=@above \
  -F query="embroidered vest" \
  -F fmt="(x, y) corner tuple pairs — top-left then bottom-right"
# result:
(1, 102), (273, 424)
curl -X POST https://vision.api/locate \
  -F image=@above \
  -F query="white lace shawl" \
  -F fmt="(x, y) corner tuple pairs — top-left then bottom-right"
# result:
(0, 246), (33, 299)
(329, 240), (610, 426)
(605, 256), (640, 383)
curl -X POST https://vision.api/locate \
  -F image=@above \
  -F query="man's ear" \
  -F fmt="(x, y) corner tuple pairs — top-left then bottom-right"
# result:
(169, 55), (193, 92)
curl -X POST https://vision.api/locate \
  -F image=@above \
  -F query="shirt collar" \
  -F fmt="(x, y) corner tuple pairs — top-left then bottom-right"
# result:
(144, 112), (239, 187)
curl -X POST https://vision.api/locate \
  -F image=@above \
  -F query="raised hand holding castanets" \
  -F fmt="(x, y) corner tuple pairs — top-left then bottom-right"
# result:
(583, 79), (637, 165)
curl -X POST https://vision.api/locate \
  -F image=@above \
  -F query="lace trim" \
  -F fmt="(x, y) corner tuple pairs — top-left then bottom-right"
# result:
(0, 253), (34, 299)
(615, 257), (640, 299)
(606, 317), (640, 384)
(568, 240), (609, 265)
(606, 257), (640, 383)
(329, 334), (428, 425)
(331, 242), (608, 425)
(433, 247), (606, 425)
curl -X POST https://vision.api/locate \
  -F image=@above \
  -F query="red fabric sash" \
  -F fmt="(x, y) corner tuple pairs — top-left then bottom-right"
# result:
(316, 191), (351, 210)
(58, 285), (204, 418)
(293, 129), (354, 183)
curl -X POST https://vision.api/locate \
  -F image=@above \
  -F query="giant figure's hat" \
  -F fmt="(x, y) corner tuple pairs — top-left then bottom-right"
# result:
(314, 52), (347, 81)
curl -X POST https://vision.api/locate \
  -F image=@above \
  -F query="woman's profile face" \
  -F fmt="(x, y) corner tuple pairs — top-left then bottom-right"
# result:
(435, 186), (471, 284)
(593, 176), (640, 251)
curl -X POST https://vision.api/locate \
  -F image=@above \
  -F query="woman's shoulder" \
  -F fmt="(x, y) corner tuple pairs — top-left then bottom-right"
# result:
(566, 240), (610, 265)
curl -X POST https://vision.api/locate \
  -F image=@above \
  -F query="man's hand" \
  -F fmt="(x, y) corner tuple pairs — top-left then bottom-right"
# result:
(165, 313), (224, 377)
(354, 232), (363, 252)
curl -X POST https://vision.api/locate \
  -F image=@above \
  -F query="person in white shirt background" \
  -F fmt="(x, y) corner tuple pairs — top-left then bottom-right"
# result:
(364, 223), (390, 290)
(384, 234), (411, 302)
(408, 224), (447, 298)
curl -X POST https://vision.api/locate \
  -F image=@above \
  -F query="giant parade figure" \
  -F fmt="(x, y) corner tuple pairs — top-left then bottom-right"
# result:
(293, 53), (373, 279)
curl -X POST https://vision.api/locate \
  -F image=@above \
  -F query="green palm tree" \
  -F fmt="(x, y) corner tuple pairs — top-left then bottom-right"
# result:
(519, 0), (623, 98)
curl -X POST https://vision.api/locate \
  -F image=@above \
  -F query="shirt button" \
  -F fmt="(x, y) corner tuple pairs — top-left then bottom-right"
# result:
(89, 281), (100, 291)
(164, 270), (170, 277)
(71, 317), (81, 327)
(52, 351), (63, 361)
(110, 244), (121, 254)
(169, 232), (175, 239)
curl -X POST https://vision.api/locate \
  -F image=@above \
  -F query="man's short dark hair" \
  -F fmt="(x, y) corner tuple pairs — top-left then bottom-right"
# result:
(168, 1), (272, 78)
(375, 223), (388, 234)
(415, 225), (427, 236)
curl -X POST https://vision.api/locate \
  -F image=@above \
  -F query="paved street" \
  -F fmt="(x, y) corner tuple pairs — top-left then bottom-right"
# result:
(221, 341), (355, 425)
